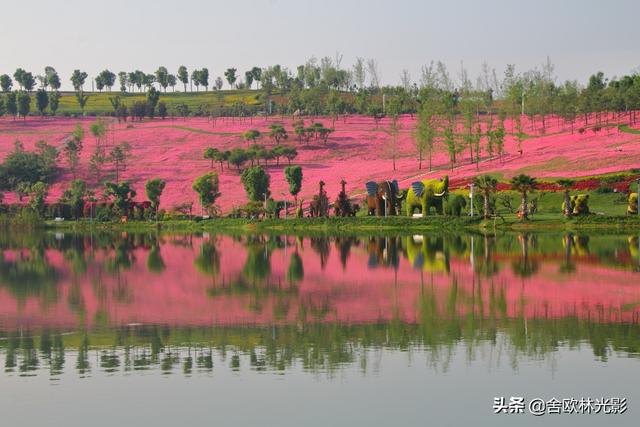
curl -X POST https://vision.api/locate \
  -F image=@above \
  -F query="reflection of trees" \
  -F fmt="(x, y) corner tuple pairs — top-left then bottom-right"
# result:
(0, 245), (58, 306)
(475, 234), (500, 277)
(310, 237), (331, 270)
(147, 244), (166, 274)
(287, 252), (304, 284)
(194, 239), (220, 277)
(511, 233), (539, 278)
(242, 237), (271, 282)
(334, 237), (359, 270)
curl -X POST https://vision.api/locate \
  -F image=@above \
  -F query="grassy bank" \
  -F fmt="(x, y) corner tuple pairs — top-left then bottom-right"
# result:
(43, 214), (640, 234)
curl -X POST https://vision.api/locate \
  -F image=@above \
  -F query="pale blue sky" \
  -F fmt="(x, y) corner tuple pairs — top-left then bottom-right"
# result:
(1, 0), (638, 89)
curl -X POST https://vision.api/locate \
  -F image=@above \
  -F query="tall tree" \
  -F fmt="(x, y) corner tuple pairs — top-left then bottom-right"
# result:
(245, 70), (254, 89)
(35, 89), (49, 116)
(177, 65), (189, 92)
(49, 91), (61, 115)
(0, 74), (12, 92)
(474, 175), (498, 219)
(241, 166), (270, 202)
(17, 91), (31, 119)
(192, 172), (221, 216)
(224, 68), (237, 88)
(145, 178), (166, 218)
(510, 174), (537, 220)
(284, 165), (303, 205)
(415, 104), (436, 170)
(155, 66), (169, 92)
(70, 69), (88, 91)
(118, 72), (128, 92)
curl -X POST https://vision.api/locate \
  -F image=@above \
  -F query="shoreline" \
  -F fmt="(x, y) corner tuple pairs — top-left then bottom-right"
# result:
(38, 215), (640, 234)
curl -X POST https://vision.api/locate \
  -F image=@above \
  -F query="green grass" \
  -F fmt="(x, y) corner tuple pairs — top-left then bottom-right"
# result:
(618, 124), (640, 134)
(33, 89), (265, 115)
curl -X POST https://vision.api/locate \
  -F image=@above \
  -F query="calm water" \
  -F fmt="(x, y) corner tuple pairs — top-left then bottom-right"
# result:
(1, 230), (639, 426)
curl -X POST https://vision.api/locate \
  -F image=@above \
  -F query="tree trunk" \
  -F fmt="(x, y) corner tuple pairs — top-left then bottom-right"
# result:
(483, 192), (490, 219)
(520, 191), (528, 220)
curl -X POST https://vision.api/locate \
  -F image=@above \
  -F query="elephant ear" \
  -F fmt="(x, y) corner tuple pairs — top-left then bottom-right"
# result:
(411, 181), (425, 197)
(391, 180), (399, 194)
(366, 181), (378, 196)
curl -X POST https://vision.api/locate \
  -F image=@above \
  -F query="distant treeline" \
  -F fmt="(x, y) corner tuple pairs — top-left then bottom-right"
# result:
(1, 58), (639, 122)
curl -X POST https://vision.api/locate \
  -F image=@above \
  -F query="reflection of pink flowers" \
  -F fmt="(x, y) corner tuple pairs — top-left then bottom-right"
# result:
(0, 115), (638, 212)
(0, 235), (639, 331)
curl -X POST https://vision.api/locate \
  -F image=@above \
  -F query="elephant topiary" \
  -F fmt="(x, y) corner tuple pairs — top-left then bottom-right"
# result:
(405, 176), (449, 217)
(628, 193), (638, 215)
(404, 235), (450, 273)
(365, 180), (404, 216)
(562, 194), (590, 216)
(444, 194), (467, 217)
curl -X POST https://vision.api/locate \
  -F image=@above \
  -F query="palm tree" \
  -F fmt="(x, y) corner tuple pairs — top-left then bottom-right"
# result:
(474, 175), (498, 219)
(557, 179), (574, 217)
(510, 174), (537, 220)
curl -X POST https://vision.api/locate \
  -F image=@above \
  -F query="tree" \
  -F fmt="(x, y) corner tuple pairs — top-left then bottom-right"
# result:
(268, 124), (288, 144)
(35, 89), (49, 116)
(62, 179), (89, 219)
(49, 91), (61, 115)
(167, 74), (177, 91)
(557, 179), (574, 217)
(474, 175), (498, 219)
(109, 142), (132, 182)
(241, 166), (270, 202)
(63, 126), (83, 178)
(510, 174), (537, 220)
(0, 74), (13, 92)
(20, 71), (35, 92)
(224, 68), (237, 88)
(70, 70), (88, 91)
(75, 91), (90, 113)
(214, 77), (223, 90)
(203, 147), (220, 169)
(146, 87), (160, 117)
(243, 129), (261, 145)
(199, 68), (209, 90)
(98, 70), (116, 91)
(415, 104), (436, 170)
(158, 102), (168, 119)
(5, 92), (17, 119)
(177, 66), (189, 92)
(251, 67), (262, 88)
(28, 182), (48, 217)
(118, 72), (128, 92)
(284, 165), (303, 205)
(229, 148), (248, 171)
(89, 120), (107, 147)
(384, 113), (402, 171)
(192, 172), (221, 216)
(45, 66), (61, 91)
(104, 181), (136, 216)
(17, 91), (30, 119)
(145, 178), (166, 218)
(175, 103), (190, 119)
(155, 66), (169, 92)
(245, 70), (254, 89)
(191, 70), (201, 91)
(353, 57), (366, 89)
(282, 146), (298, 165)
(444, 122), (457, 170)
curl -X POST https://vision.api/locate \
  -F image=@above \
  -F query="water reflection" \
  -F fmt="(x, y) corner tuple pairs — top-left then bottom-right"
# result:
(0, 230), (639, 378)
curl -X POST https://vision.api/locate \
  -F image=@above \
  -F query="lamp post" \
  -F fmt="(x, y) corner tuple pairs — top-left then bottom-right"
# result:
(469, 183), (475, 217)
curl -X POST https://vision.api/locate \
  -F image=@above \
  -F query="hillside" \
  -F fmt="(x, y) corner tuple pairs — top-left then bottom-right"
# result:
(1, 114), (639, 214)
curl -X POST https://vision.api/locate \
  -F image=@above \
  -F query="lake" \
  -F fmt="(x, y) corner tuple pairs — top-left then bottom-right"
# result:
(0, 230), (638, 426)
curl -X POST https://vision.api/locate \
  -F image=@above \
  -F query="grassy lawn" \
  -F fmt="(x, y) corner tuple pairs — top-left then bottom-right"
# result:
(37, 89), (265, 115)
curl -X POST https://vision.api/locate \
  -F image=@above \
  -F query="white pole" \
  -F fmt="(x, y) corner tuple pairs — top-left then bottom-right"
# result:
(637, 179), (640, 217)
(469, 184), (474, 216)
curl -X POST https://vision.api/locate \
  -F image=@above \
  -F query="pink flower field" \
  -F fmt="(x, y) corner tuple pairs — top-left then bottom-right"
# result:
(1, 114), (639, 212)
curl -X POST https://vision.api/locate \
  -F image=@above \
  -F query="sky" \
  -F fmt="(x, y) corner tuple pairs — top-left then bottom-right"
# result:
(1, 0), (639, 90)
